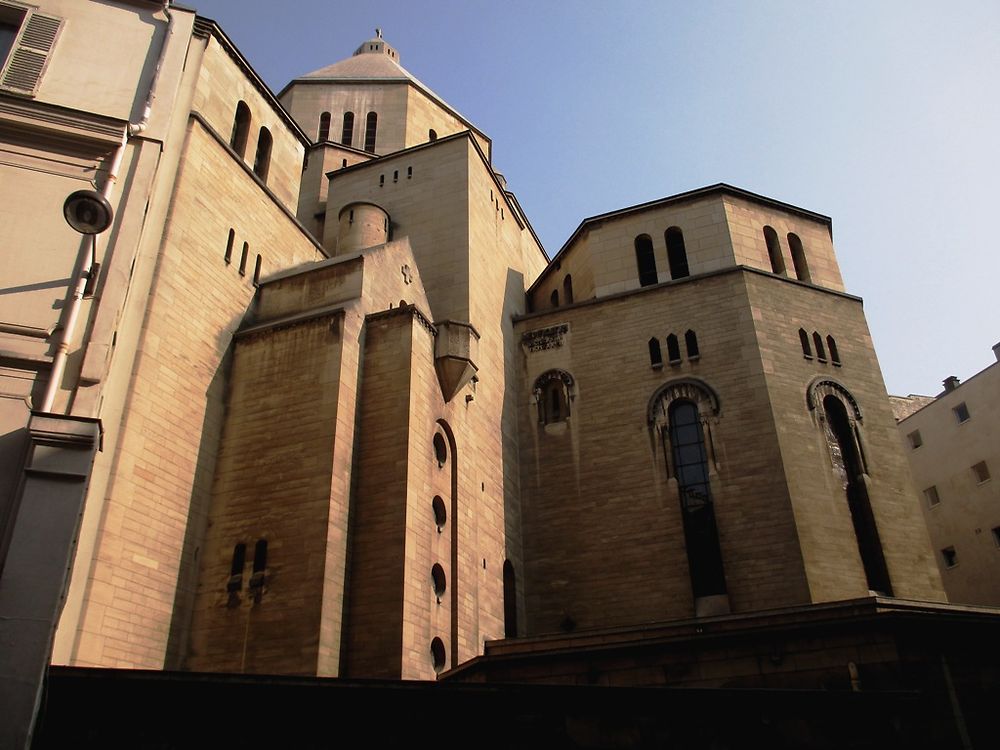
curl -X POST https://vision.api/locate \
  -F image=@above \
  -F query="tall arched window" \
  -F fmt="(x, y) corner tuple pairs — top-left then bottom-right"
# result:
(685, 329), (699, 358)
(253, 126), (272, 183)
(763, 226), (784, 275)
(813, 332), (826, 361)
(364, 111), (378, 152)
(821, 392), (892, 595)
(827, 335), (840, 365)
(799, 328), (812, 358)
(562, 275), (574, 305)
(649, 337), (663, 367)
(534, 370), (574, 425)
(341, 111), (354, 146)
(666, 333), (681, 363)
(788, 233), (810, 282)
(230, 101), (251, 158)
(317, 111), (331, 141)
(665, 226), (690, 279)
(634, 234), (658, 287)
(550, 289), (559, 308)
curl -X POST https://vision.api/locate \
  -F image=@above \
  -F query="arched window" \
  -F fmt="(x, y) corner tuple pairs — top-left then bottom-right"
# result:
(685, 329), (699, 358)
(665, 226), (690, 279)
(763, 226), (784, 275)
(230, 101), (251, 158)
(429, 128), (438, 141)
(562, 275), (574, 304)
(503, 560), (517, 638)
(224, 228), (234, 264)
(364, 111), (378, 152)
(253, 126), (272, 183)
(788, 233), (810, 282)
(550, 289), (559, 308)
(634, 234), (658, 287)
(534, 370), (574, 425)
(341, 111), (354, 146)
(799, 328), (812, 358)
(317, 112), (331, 141)
(821, 392), (892, 595)
(666, 333), (681, 363)
(649, 337), (663, 367)
(827, 335), (840, 365)
(813, 332), (826, 361)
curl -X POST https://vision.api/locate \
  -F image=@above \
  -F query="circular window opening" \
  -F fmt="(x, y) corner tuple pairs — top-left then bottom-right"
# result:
(432, 495), (447, 531)
(433, 433), (447, 466)
(430, 637), (446, 672)
(431, 563), (447, 598)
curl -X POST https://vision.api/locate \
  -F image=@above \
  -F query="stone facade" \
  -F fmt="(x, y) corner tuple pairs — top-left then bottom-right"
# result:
(0, 3), (964, 720)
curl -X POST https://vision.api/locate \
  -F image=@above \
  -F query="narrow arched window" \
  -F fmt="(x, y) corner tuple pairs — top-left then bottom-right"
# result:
(429, 128), (438, 141)
(534, 370), (573, 425)
(224, 228), (234, 264)
(227, 543), (246, 592)
(239, 242), (249, 276)
(230, 101), (251, 158)
(563, 275), (574, 304)
(649, 337), (663, 367)
(341, 111), (354, 146)
(317, 111), (331, 141)
(823, 395), (892, 595)
(364, 111), (378, 152)
(666, 333), (681, 363)
(813, 332), (826, 361)
(550, 289), (559, 308)
(788, 233), (810, 282)
(503, 560), (517, 638)
(253, 126), (272, 183)
(763, 226), (784, 274)
(665, 226), (689, 279)
(249, 538), (268, 597)
(634, 234), (658, 287)
(668, 400), (727, 599)
(799, 328), (812, 358)
(252, 254), (262, 287)
(685, 330), (699, 358)
(827, 335), (840, 365)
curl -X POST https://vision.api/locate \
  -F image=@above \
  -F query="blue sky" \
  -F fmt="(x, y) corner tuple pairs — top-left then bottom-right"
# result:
(192, 0), (999, 397)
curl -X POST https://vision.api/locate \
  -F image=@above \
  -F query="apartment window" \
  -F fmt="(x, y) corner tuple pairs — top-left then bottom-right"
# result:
(972, 461), (991, 484)
(253, 126), (272, 183)
(941, 546), (957, 568)
(953, 402), (970, 423)
(634, 234), (658, 287)
(317, 111), (331, 141)
(907, 430), (922, 449)
(364, 111), (378, 152)
(665, 226), (689, 279)
(341, 111), (354, 146)
(230, 101), (251, 158)
(0, 5), (61, 96)
(923, 485), (940, 508)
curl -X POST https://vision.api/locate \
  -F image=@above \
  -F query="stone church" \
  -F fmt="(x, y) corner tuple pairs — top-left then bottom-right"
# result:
(2, 2), (996, 745)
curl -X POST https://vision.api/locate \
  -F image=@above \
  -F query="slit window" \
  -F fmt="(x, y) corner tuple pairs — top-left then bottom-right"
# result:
(563, 275), (573, 304)
(317, 111), (330, 141)
(503, 560), (517, 637)
(224, 228), (234, 264)
(227, 543), (246, 592)
(923, 485), (940, 507)
(550, 289), (559, 308)
(665, 226), (689, 279)
(788, 233), (810, 282)
(799, 328), (812, 358)
(813, 332), (826, 361)
(253, 254), (262, 286)
(827, 335), (840, 364)
(634, 234), (658, 287)
(230, 101), (251, 158)
(253, 126), (272, 183)
(239, 242), (249, 275)
(341, 111), (354, 146)
(364, 111), (378, 152)
(764, 226), (784, 274)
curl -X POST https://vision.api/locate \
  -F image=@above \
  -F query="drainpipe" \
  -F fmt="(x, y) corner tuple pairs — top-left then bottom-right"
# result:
(40, 1), (174, 413)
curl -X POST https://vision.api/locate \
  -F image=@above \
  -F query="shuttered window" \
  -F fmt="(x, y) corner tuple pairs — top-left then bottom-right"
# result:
(0, 6), (62, 96)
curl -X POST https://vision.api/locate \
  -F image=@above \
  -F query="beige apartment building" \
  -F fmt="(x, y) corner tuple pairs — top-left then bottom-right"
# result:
(895, 344), (1000, 606)
(2, 1), (998, 746)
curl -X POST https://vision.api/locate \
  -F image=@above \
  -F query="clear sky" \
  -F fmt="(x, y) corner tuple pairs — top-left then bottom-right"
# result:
(190, 0), (999, 397)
